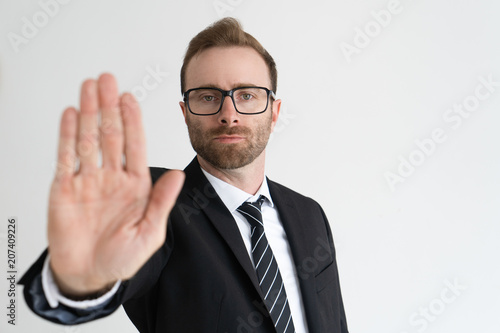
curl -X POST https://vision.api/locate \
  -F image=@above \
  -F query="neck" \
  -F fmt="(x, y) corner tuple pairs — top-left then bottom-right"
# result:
(197, 152), (266, 195)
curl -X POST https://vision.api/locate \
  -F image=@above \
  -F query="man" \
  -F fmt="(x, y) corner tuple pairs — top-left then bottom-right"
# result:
(21, 18), (348, 332)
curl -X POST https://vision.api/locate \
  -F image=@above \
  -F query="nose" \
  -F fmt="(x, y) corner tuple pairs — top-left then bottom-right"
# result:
(217, 95), (239, 125)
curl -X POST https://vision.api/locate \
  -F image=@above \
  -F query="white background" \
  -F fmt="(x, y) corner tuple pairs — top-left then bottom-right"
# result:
(1, 0), (499, 332)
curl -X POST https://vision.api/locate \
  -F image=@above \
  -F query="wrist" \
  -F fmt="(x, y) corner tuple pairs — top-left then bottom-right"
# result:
(49, 262), (116, 301)
(56, 280), (116, 301)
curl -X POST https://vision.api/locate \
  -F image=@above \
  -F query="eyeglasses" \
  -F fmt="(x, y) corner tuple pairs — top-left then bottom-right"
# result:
(183, 86), (276, 116)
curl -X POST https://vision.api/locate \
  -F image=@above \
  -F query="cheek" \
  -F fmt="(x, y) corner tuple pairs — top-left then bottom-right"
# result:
(186, 114), (201, 129)
(255, 114), (274, 136)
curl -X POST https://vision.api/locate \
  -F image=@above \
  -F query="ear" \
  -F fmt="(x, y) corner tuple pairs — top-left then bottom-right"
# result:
(270, 99), (281, 132)
(179, 101), (188, 125)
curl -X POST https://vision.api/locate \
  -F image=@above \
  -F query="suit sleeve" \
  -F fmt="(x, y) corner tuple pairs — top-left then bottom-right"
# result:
(19, 249), (128, 325)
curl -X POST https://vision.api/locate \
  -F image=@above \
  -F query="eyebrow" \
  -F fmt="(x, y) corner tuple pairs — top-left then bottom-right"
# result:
(193, 83), (264, 90)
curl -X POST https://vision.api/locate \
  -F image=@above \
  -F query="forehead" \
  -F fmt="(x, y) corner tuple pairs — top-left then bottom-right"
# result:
(184, 46), (271, 90)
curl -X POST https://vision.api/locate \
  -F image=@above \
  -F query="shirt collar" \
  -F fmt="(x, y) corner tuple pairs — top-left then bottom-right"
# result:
(201, 168), (274, 213)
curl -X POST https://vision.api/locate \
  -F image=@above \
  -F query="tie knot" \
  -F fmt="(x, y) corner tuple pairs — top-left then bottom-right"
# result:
(254, 195), (266, 208)
(237, 195), (266, 229)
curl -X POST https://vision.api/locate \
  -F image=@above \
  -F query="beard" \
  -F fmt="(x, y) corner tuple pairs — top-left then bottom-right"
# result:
(186, 113), (273, 170)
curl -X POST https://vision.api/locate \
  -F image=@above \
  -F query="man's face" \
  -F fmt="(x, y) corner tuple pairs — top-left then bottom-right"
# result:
(181, 46), (280, 170)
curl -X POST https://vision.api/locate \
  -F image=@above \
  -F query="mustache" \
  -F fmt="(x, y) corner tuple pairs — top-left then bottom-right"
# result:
(208, 126), (252, 137)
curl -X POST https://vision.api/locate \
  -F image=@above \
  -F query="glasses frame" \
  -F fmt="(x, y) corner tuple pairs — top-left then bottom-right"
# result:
(183, 86), (276, 116)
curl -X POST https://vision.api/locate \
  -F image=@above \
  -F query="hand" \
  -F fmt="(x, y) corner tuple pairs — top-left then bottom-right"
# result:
(47, 73), (184, 297)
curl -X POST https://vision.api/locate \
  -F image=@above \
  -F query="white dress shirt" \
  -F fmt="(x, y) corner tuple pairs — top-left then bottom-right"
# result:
(202, 170), (309, 333)
(42, 168), (309, 332)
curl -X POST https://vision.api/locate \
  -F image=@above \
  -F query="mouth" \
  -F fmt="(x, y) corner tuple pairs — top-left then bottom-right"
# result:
(213, 135), (245, 143)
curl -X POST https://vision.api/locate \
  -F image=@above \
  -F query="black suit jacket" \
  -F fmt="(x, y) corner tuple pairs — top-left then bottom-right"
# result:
(21, 157), (348, 332)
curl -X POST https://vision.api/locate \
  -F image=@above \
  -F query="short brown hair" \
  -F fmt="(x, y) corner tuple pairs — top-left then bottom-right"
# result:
(180, 17), (277, 94)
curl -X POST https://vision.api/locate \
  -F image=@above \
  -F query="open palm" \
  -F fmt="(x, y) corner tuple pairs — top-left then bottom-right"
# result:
(47, 73), (184, 297)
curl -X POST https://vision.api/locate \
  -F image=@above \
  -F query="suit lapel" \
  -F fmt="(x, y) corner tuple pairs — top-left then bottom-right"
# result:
(182, 158), (265, 300)
(268, 180), (323, 333)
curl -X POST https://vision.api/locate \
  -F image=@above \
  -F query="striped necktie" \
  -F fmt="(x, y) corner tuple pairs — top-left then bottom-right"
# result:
(237, 195), (296, 333)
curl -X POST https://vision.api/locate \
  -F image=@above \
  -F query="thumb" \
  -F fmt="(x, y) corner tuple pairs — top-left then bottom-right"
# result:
(143, 170), (185, 234)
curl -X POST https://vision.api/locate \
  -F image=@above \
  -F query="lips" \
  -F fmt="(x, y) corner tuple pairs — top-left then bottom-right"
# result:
(214, 135), (245, 143)
(210, 127), (250, 143)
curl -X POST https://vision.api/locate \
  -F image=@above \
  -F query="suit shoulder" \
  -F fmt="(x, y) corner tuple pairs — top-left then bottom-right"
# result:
(268, 179), (322, 209)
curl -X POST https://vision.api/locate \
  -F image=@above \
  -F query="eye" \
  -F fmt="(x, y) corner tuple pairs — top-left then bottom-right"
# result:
(195, 91), (220, 103)
(236, 90), (257, 101)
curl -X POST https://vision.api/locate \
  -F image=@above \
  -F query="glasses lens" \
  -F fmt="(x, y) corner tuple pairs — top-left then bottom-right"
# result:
(233, 88), (269, 114)
(188, 89), (223, 115)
